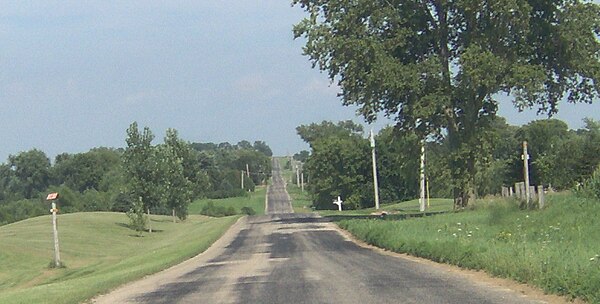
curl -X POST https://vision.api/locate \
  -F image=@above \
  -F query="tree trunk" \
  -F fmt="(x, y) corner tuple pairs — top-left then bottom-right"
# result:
(448, 122), (478, 210)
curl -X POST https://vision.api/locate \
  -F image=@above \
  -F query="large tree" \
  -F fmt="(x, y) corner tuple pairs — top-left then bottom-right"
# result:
(375, 127), (420, 203)
(305, 134), (372, 209)
(297, 121), (372, 209)
(8, 149), (51, 199)
(52, 148), (121, 193)
(293, 0), (600, 207)
(123, 122), (164, 213)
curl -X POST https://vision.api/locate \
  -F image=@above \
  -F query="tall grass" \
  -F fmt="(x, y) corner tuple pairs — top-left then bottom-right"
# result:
(286, 183), (313, 213)
(338, 193), (600, 303)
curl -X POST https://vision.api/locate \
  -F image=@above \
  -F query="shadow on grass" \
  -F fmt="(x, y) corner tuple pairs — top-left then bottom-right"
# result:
(115, 222), (164, 233)
(323, 210), (450, 222)
(248, 210), (452, 226)
(115, 222), (130, 229)
(150, 218), (176, 223)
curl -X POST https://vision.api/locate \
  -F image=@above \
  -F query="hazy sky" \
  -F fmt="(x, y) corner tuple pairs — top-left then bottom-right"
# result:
(1, 1), (599, 161)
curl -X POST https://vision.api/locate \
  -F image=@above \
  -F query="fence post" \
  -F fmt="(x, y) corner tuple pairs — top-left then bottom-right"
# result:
(538, 185), (545, 209)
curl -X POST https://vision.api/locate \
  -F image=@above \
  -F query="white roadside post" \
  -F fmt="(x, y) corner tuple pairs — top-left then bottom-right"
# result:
(522, 141), (531, 207)
(370, 130), (380, 210)
(300, 166), (305, 192)
(296, 163), (300, 186)
(333, 196), (343, 211)
(46, 192), (61, 267)
(419, 142), (426, 212)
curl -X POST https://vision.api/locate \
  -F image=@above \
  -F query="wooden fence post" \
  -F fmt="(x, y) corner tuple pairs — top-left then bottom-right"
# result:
(538, 186), (545, 209)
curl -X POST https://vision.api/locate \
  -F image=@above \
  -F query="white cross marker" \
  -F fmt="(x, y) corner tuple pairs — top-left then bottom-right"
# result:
(333, 196), (343, 211)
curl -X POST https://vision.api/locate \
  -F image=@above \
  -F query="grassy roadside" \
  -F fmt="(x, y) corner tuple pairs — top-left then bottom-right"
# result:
(317, 198), (454, 217)
(0, 212), (240, 304)
(337, 193), (600, 302)
(189, 186), (267, 216)
(286, 183), (313, 213)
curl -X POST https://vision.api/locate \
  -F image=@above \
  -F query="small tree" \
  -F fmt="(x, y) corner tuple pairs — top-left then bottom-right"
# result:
(123, 122), (165, 222)
(126, 198), (147, 236)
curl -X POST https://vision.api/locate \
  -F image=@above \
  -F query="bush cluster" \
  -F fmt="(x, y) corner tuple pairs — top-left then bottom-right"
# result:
(200, 201), (237, 217)
(574, 166), (600, 200)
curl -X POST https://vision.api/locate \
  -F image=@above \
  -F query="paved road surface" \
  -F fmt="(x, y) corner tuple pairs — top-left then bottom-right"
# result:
(265, 159), (293, 214)
(94, 159), (555, 304)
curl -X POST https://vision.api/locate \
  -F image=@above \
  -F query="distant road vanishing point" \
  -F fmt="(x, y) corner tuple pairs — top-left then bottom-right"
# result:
(94, 159), (555, 304)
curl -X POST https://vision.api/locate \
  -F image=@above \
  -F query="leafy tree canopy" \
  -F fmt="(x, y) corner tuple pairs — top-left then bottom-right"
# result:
(8, 149), (51, 199)
(297, 120), (364, 147)
(293, 0), (600, 207)
(293, 150), (310, 162)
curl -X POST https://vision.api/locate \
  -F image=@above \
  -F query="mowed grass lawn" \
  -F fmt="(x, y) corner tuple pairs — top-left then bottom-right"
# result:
(189, 186), (267, 215)
(338, 193), (600, 302)
(0, 212), (240, 304)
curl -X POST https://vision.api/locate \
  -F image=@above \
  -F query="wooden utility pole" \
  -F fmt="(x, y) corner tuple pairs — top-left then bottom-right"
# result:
(370, 130), (380, 210)
(522, 141), (531, 207)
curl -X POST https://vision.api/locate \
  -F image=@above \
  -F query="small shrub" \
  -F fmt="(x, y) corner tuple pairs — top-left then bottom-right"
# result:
(126, 198), (147, 235)
(574, 166), (600, 200)
(200, 201), (238, 217)
(47, 260), (67, 269)
(241, 206), (256, 215)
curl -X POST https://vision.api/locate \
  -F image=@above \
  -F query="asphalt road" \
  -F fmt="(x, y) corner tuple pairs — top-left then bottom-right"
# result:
(265, 159), (293, 214)
(94, 160), (554, 304)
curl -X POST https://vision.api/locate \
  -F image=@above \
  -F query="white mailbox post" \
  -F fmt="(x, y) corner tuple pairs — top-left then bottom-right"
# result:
(46, 192), (61, 267)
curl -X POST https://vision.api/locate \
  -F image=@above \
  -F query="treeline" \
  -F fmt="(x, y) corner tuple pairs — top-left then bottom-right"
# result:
(0, 122), (272, 225)
(297, 117), (600, 210)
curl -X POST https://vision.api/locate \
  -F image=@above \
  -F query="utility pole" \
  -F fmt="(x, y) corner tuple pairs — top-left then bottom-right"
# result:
(419, 142), (426, 212)
(370, 130), (380, 210)
(296, 163), (300, 186)
(522, 141), (531, 207)
(300, 163), (304, 192)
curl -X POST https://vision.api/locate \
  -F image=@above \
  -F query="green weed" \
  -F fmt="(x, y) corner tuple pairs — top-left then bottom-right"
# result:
(338, 193), (600, 302)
